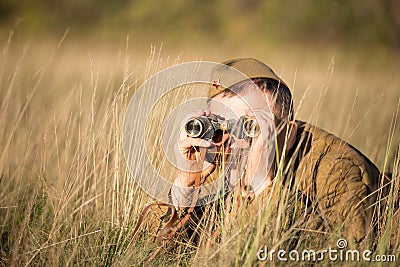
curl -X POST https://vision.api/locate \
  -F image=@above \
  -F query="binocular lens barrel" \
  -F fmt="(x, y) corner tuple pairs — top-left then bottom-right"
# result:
(185, 118), (204, 138)
(243, 118), (260, 138)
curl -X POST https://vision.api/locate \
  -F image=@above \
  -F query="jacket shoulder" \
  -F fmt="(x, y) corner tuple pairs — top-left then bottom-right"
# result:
(293, 121), (380, 191)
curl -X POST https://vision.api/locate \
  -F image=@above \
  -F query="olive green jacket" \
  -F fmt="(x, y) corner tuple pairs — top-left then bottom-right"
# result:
(282, 120), (383, 245)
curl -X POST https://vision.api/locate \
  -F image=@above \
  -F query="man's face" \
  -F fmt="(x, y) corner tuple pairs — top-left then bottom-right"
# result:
(207, 87), (277, 197)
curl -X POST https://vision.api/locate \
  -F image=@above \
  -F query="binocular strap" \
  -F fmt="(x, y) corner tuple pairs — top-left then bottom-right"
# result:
(129, 174), (203, 263)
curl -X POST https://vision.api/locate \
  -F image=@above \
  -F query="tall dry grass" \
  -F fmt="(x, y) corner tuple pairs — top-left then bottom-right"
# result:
(0, 29), (399, 266)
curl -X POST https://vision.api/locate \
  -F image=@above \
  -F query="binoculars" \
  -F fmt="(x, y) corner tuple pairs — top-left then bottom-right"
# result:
(185, 115), (260, 141)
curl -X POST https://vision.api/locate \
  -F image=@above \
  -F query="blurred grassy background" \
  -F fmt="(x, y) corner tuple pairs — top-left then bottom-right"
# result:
(1, 0), (399, 165)
(1, 0), (400, 49)
(0, 1), (400, 265)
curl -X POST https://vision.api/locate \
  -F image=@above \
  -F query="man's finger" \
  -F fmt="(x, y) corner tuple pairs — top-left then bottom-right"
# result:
(183, 109), (209, 122)
(178, 138), (212, 151)
(245, 109), (255, 118)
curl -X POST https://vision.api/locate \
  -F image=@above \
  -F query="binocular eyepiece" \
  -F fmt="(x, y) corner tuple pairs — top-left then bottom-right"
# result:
(185, 115), (260, 141)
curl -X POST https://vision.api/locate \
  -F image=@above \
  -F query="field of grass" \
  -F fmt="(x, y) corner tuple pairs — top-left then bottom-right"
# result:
(0, 28), (399, 266)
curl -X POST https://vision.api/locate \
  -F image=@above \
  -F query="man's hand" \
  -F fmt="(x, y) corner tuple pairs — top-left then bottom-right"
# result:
(174, 110), (217, 188)
(240, 109), (275, 196)
(170, 110), (218, 208)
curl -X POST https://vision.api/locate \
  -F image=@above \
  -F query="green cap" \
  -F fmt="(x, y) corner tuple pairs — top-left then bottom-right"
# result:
(209, 58), (288, 98)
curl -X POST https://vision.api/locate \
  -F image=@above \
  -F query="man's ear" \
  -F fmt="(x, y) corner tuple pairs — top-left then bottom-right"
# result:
(285, 121), (298, 152)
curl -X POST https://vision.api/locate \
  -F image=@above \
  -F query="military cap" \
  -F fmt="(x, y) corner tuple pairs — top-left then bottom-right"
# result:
(209, 58), (288, 98)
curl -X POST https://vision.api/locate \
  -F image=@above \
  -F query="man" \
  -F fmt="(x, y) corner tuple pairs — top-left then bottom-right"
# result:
(161, 58), (386, 249)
